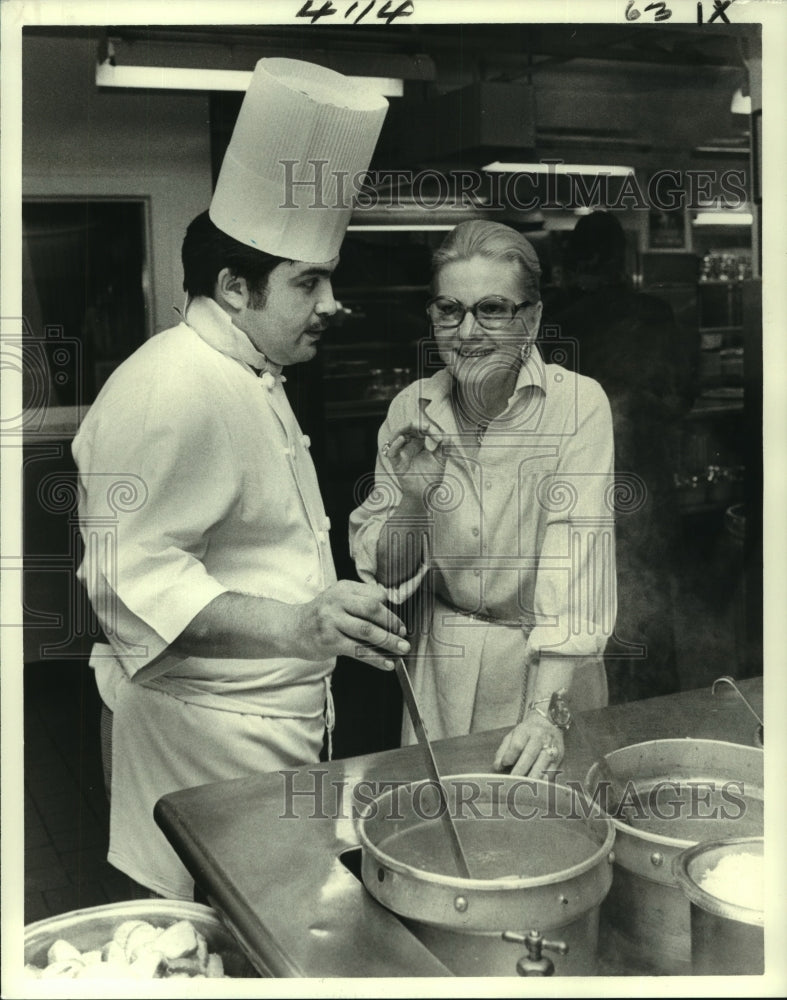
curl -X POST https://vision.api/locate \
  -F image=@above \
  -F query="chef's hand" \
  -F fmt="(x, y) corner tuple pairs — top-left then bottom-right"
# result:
(492, 714), (564, 778)
(382, 421), (447, 506)
(295, 581), (409, 671)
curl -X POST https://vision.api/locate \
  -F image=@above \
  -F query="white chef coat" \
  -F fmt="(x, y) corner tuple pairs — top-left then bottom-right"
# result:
(72, 295), (337, 898)
(349, 349), (617, 743)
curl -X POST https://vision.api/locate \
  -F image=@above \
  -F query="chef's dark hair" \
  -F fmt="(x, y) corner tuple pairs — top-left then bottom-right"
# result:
(182, 210), (287, 303)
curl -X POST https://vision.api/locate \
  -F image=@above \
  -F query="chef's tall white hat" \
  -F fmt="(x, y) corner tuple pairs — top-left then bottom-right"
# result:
(209, 58), (388, 263)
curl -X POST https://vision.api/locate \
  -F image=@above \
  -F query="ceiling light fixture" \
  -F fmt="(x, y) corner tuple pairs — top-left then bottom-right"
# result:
(346, 224), (456, 232)
(692, 211), (753, 226)
(95, 60), (404, 97)
(482, 161), (634, 177)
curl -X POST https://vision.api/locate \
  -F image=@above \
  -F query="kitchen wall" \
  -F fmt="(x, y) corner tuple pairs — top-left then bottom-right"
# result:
(21, 30), (755, 329)
(22, 34), (214, 334)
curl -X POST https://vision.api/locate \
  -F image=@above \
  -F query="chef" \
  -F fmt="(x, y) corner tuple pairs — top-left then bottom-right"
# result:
(72, 58), (407, 901)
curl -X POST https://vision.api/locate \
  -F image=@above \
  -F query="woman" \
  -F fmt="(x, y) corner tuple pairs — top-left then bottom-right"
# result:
(349, 221), (616, 777)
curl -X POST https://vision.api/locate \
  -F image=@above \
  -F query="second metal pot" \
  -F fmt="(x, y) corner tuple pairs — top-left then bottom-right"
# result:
(584, 738), (763, 974)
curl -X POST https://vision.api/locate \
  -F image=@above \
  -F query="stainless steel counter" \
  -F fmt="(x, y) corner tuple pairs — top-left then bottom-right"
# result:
(155, 677), (763, 978)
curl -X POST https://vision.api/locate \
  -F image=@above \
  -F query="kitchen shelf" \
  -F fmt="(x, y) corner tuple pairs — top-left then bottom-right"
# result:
(326, 399), (391, 421)
(335, 285), (429, 297)
(685, 399), (743, 419)
(677, 501), (738, 515)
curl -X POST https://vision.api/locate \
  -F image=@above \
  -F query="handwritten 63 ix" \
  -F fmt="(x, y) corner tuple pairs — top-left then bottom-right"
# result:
(626, 0), (737, 23)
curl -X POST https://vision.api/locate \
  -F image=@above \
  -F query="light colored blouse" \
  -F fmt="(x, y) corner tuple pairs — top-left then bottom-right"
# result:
(349, 349), (617, 740)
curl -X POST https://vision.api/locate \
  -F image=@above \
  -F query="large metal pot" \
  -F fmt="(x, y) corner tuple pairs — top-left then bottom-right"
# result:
(24, 899), (258, 978)
(585, 739), (763, 974)
(673, 835), (764, 975)
(357, 773), (616, 977)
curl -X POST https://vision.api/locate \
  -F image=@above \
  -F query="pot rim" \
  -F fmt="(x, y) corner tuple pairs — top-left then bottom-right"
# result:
(585, 738), (763, 849)
(24, 899), (223, 937)
(671, 835), (764, 927)
(357, 772), (616, 891)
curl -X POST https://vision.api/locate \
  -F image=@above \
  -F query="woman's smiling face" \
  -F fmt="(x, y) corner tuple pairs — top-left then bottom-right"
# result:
(432, 255), (542, 385)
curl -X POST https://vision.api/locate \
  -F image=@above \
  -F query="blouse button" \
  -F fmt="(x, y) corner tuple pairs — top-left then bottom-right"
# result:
(302, 434), (311, 448)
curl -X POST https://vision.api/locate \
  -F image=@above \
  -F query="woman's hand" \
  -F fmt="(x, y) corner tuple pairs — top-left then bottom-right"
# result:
(382, 421), (446, 505)
(492, 713), (564, 778)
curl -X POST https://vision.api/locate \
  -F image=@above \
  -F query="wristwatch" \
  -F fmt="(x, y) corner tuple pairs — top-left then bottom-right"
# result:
(529, 689), (572, 731)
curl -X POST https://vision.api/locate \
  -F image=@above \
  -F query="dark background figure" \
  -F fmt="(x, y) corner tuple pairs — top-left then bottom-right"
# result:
(543, 211), (699, 703)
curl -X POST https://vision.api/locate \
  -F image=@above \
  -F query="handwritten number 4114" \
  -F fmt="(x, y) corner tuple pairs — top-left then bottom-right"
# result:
(296, 1), (414, 25)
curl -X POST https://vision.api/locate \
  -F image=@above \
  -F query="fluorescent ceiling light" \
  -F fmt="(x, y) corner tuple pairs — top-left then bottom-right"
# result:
(346, 225), (455, 232)
(730, 88), (752, 115)
(483, 161), (634, 177)
(692, 211), (753, 226)
(96, 61), (403, 97)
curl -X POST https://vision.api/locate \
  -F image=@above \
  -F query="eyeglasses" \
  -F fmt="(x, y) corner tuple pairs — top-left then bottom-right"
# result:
(426, 295), (533, 331)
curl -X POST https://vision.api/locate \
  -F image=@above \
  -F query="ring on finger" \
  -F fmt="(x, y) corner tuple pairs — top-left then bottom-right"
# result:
(382, 441), (390, 455)
(541, 743), (559, 761)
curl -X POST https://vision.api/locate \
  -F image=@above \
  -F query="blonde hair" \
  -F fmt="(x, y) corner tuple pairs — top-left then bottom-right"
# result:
(432, 220), (542, 303)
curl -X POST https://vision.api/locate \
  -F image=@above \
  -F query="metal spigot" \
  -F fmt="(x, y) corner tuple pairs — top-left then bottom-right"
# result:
(502, 929), (569, 976)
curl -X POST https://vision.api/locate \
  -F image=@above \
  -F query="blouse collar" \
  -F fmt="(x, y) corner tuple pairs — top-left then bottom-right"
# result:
(418, 345), (548, 427)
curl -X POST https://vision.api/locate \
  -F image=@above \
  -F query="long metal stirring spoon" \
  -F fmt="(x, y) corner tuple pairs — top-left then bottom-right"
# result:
(394, 658), (474, 878)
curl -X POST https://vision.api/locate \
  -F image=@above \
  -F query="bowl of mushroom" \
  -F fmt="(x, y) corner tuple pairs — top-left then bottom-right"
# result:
(24, 899), (258, 980)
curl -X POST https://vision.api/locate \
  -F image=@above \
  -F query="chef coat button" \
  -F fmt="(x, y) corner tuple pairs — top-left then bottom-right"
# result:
(323, 516), (331, 531)
(260, 371), (276, 390)
(471, 527), (479, 537)
(302, 434), (311, 448)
